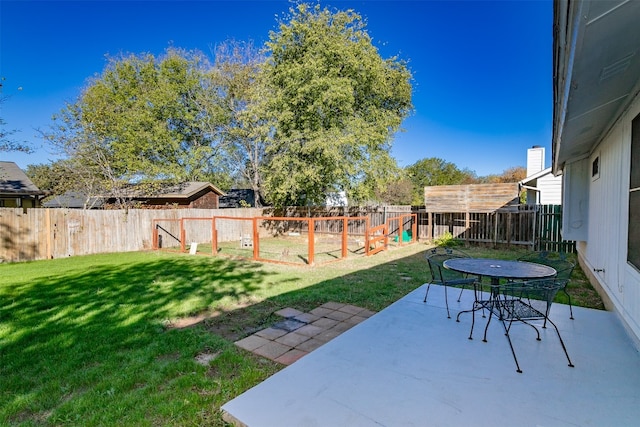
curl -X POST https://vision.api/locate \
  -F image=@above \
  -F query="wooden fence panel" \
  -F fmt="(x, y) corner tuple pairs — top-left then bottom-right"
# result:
(413, 204), (575, 252)
(0, 206), (412, 262)
(1, 204), (574, 262)
(0, 208), (263, 262)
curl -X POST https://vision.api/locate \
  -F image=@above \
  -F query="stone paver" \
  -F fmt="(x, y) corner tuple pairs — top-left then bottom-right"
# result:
(316, 328), (342, 342)
(256, 327), (288, 340)
(330, 321), (353, 333)
(309, 307), (334, 317)
(275, 349), (308, 365)
(324, 310), (353, 321)
(312, 317), (339, 328)
(296, 338), (326, 352)
(345, 315), (368, 326)
(234, 302), (376, 366)
(275, 332), (311, 347)
(252, 341), (291, 360)
(293, 312), (321, 323)
(235, 335), (271, 351)
(295, 324), (325, 337)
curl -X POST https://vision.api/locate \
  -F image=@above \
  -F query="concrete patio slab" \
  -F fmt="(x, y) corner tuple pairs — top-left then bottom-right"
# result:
(222, 284), (640, 427)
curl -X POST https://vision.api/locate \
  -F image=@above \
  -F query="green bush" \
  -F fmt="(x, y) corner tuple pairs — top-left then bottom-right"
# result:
(433, 231), (461, 247)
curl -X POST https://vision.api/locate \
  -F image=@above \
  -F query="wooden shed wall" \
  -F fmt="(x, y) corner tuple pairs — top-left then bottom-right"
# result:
(423, 183), (520, 213)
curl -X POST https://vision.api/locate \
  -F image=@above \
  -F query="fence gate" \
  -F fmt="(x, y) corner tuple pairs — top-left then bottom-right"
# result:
(535, 204), (576, 252)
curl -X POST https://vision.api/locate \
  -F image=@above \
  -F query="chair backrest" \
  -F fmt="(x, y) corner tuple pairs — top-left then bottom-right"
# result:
(425, 247), (458, 282)
(427, 252), (469, 283)
(500, 278), (566, 318)
(518, 251), (576, 280)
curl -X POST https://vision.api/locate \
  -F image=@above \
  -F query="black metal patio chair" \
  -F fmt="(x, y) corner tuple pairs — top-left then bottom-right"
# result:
(489, 278), (575, 373)
(518, 251), (576, 319)
(424, 247), (478, 318)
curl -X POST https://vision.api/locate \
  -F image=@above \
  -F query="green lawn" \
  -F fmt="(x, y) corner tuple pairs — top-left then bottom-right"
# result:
(0, 244), (604, 426)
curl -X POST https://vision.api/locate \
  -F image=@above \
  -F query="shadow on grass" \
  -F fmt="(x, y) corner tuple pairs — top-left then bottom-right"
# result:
(0, 245), (604, 426)
(0, 253), (288, 424)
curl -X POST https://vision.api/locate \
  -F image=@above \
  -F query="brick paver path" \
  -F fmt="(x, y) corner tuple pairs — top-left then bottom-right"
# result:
(235, 302), (376, 365)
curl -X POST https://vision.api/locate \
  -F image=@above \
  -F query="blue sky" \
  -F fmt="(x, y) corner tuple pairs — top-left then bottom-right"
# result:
(1, 0), (552, 177)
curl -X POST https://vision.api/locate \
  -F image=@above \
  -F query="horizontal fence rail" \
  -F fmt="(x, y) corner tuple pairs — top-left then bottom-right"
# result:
(0, 204), (572, 263)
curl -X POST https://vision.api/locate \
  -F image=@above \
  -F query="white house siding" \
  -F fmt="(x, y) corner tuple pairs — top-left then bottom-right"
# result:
(580, 93), (640, 343)
(537, 174), (562, 205)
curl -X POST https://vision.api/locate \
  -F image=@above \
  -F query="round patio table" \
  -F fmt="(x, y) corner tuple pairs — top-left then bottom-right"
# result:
(444, 258), (558, 339)
(443, 258), (557, 286)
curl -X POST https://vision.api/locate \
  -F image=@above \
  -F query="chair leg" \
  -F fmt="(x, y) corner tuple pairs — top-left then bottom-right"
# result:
(563, 288), (574, 320)
(423, 283), (432, 303)
(500, 318), (523, 373)
(546, 317), (575, 368)
(444, 285), (451, 318)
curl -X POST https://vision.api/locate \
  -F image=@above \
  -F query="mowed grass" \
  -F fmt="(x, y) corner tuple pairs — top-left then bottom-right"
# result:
(0, 244), (604, 426)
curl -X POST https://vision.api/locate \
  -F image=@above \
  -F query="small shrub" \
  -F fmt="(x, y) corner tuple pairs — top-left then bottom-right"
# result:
(433, 231), (461, 247)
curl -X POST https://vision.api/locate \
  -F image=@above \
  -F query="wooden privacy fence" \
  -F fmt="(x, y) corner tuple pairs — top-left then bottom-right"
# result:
(0, 207), (262, 262)
(0, 204), (568, 262)
(413, 204), (575, 252)
(0, 206), (415, 263)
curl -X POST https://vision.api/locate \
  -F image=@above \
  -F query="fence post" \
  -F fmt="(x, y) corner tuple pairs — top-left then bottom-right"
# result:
(342, 217), (348, 259)
(412, 214), (417, 244)
(308, 218), (315, 265)
(465, 211), (470, 244)
(152, 221), (158, 250)
(252, 217), (259, 261)
(211, 217), (218, 255)
(180, 218), (186, 252)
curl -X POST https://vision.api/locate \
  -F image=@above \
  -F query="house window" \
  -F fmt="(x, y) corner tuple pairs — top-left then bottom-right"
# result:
(628, 113), (640, 270)
(591, 154), (600, 181)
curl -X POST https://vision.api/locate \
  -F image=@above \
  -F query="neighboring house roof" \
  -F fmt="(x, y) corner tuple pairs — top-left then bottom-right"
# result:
(43, 191), (104, 209)
(519, 167), (560, 186)
(153, 182), (225, 199)
(552, 0), (640, 173)
(44, 182), (225, 208)
(122, 182), (225, 199)
(0, 161), (45, 196)
(219, 189), (255, 208)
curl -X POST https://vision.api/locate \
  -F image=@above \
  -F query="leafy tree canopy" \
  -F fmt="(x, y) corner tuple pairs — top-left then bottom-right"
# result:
(44, 48), (232, 194)
(257, 3), (413, 207)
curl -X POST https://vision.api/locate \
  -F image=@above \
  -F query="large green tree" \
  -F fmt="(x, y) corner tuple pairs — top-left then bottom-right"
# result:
(211, 40), (269, 205)
(255, 3), (413, 207)
(44, 48), (231, 204)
